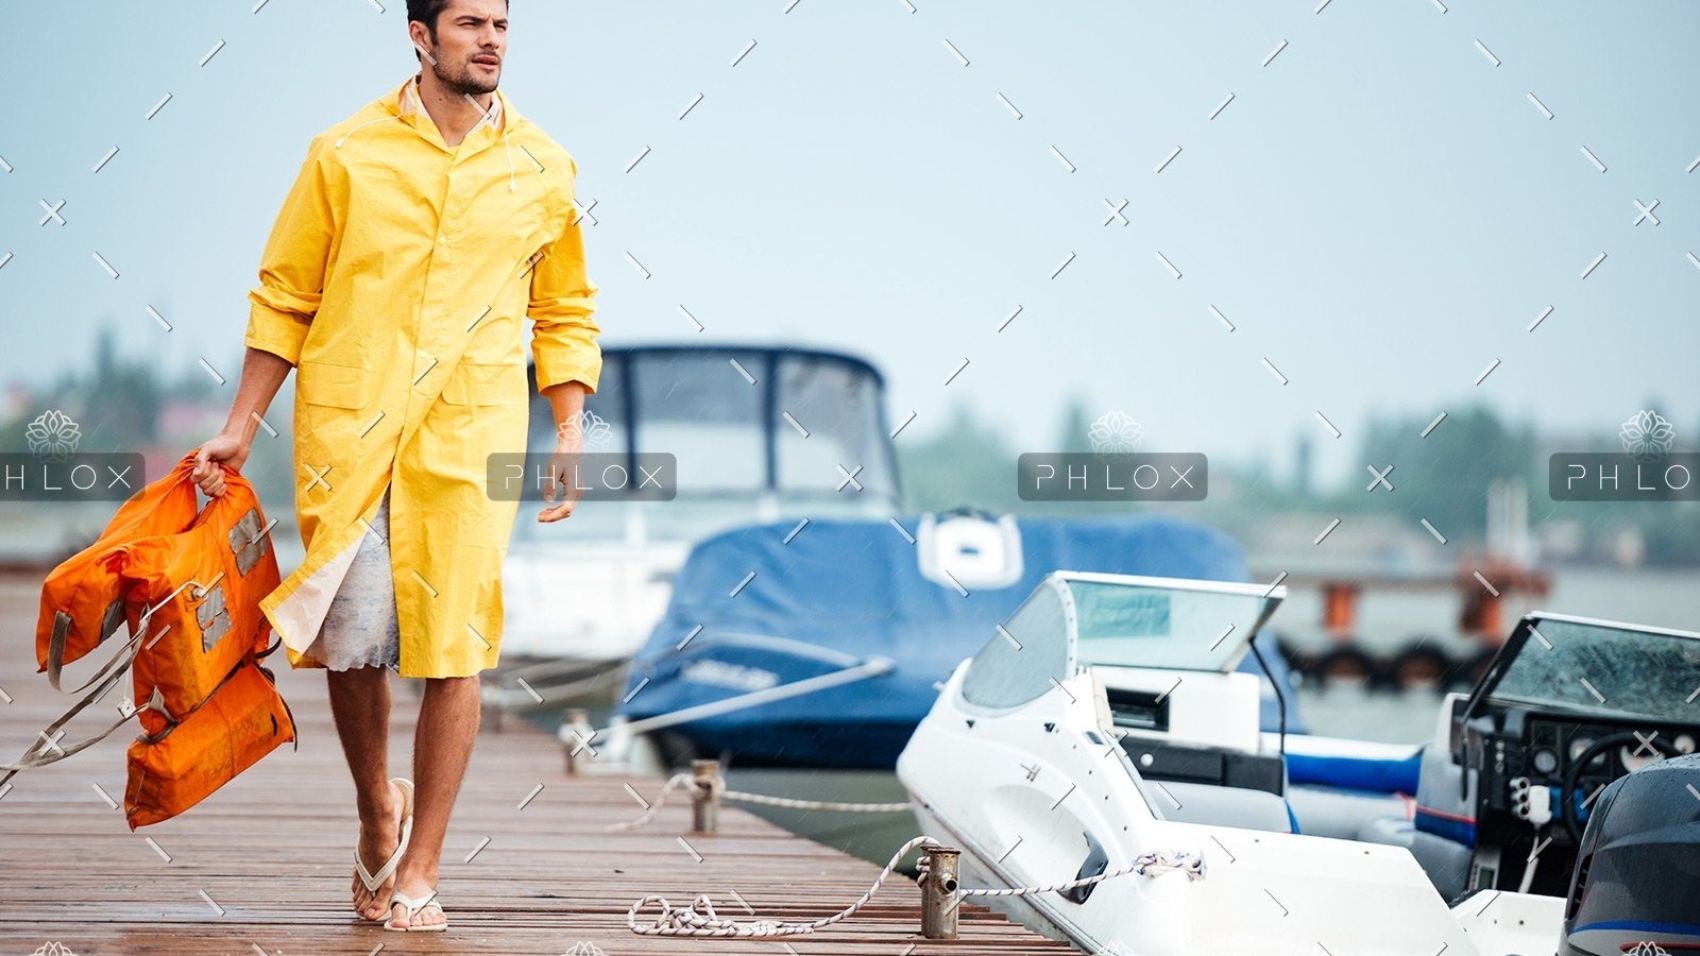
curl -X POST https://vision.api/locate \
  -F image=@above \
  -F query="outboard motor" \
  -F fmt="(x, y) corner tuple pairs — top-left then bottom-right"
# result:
(1561, 753), (1700, 955)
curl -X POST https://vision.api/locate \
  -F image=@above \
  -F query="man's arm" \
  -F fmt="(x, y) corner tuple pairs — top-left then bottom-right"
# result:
(191, 348), (292, 497)
(194, 134), (338, 497)
(531, 164), (602, 522)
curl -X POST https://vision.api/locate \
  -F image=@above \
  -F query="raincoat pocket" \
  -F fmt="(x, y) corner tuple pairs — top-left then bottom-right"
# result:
(441, 362), (525, 406)
(297, 360), (372, 409)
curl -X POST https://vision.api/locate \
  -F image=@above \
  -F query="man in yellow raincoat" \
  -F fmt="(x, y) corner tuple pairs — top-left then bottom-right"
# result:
(192, 0), (598, 932)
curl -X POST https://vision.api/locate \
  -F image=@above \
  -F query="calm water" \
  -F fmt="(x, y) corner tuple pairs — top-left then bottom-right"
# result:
(1288, 566), (1700, 743)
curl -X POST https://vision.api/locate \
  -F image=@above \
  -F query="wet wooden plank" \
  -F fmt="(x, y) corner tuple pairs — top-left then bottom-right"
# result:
(0, 575), (1073, 955)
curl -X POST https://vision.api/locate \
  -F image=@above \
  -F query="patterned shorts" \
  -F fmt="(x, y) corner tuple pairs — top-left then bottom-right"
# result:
(299, 486), (401, 671)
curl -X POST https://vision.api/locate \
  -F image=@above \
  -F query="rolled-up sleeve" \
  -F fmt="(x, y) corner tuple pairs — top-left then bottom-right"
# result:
(244, 134), (336, 366)
(530, 159), (603, 394)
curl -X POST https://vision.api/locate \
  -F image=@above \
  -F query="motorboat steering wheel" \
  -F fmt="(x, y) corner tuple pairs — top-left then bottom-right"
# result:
(1561, 731), (1679, 842)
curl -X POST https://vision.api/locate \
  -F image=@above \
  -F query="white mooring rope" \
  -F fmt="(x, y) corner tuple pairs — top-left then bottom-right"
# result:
(604, 772), (912, 834)
(614, 776), (1207, 938)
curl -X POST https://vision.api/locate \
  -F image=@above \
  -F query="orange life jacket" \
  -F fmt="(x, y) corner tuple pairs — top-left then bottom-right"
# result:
(6, 451), (297, 828)
(124, 655), (296, 829)
(36, 451), (203, 685)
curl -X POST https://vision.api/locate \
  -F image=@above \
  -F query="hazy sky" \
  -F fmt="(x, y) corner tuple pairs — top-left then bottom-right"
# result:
(2, 0), (1697, 488)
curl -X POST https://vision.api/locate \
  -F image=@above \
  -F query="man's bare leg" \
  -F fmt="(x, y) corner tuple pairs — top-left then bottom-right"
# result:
(326, 666), (403, 921)
(387, 674), (480, 929)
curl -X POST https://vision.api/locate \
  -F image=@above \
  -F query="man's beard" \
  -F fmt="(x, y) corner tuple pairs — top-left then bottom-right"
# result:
(431, 54), (498, 96)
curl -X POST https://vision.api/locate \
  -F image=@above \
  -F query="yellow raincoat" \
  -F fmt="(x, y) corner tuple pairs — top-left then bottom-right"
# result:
(244, 75), (601, 678)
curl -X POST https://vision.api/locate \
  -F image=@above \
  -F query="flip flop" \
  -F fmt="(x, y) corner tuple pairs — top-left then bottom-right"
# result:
(354, 777), (414, 921)
(386, 888), (448, 932)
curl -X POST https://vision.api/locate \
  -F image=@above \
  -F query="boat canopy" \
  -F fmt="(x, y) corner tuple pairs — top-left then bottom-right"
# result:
(517, 345), (901, 544)
(619, 513), (1303, 767)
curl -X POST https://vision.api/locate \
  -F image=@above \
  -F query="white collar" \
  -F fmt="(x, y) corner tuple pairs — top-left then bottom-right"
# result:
(399, 75), (503, 135)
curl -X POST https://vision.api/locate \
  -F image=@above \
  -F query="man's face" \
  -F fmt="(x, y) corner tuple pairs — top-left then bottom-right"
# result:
(413, 0), (508, 96)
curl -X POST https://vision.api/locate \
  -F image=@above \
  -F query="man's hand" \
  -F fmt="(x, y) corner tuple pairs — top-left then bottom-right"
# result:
(191, 431), (250, 498)
(538, 422), (584, 522)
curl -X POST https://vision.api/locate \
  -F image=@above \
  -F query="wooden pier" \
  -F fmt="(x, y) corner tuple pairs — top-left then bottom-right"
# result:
(0, 574), (1075, 955)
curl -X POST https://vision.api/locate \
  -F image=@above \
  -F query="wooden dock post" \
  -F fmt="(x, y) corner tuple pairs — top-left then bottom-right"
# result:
(921, 845), (961, 939)
(691, 758), (720, 833)
(563, 707), (593, 775)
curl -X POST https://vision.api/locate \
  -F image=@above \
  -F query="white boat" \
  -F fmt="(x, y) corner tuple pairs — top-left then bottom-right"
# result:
(894, 571), (1700, 955)
(482, 344), (902, 710)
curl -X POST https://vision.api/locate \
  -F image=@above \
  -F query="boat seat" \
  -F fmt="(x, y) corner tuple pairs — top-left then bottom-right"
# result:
(1136, 778), (1295, 834)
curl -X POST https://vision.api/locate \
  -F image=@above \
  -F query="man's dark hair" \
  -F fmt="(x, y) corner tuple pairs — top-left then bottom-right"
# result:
(408, 0), (508, 61)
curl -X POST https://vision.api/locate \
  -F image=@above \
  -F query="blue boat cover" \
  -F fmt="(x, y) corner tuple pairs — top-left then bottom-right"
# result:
(618, 512), (1305, 768)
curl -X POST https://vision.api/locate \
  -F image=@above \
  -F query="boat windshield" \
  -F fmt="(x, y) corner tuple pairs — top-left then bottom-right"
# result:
(1067, 578), (1281, 672)
(512, 347), (899, 543)
(1487, 617), (1700, 722)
